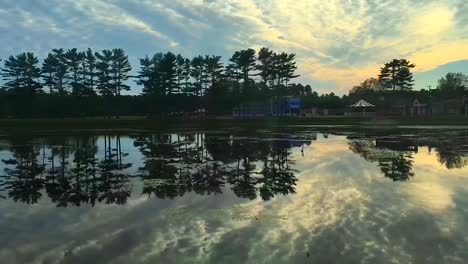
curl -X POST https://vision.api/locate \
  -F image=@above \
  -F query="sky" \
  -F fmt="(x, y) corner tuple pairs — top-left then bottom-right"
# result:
(1, 0), (468, 95)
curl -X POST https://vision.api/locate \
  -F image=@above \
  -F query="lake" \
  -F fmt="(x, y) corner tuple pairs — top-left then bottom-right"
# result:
(1, 127), (468, 263)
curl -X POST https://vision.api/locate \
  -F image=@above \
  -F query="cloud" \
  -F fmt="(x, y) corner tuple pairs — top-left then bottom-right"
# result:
(168, 0), (468, 93)
(68, 0), (172, 42)
(1, 0), (468, 94)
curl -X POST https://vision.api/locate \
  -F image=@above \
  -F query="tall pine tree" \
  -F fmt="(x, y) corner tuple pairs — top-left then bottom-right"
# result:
(82, 48), (97, 96)
(42, 53), (58, 93)
(378, 59), (415, 91)
(52, 48), (69, 95)
(95, 49), (113, 96)
(64, 48), (85, 96)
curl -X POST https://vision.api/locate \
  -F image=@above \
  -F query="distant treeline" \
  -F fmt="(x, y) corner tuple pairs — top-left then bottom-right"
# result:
(0, 47), (466, 118)
(0, 47), (312, 117)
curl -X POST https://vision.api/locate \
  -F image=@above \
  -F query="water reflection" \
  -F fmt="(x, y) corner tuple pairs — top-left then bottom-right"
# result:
(131, 132), (302, 201)
(0, 132), (311, 205)
(348, 138), (415, 181)
(1, 130), (468, 206)
(2, 129), (468, 263)
(348, 131), (468, 181)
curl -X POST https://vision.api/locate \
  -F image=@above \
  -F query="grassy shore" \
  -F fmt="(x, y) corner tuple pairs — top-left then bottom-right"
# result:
(0, 115), (466, 134)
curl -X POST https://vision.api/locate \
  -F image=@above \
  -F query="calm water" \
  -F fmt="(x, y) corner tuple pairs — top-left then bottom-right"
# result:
(1, 128), (468, 263)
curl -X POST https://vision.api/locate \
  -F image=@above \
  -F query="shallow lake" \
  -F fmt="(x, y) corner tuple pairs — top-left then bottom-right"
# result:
(1, 127), (468, 263)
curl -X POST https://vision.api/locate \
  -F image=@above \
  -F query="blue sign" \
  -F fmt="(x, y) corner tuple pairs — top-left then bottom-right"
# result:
(289, 98), (301, 109)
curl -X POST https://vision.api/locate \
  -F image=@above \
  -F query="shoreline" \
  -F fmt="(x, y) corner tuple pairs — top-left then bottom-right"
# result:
(0, 116), (467, 134)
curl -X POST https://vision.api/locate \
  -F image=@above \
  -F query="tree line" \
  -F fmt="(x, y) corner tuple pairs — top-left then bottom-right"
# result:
(1, 49), (466, 118)
(2, 48), (132, 97)
(0, 47), (309, 117)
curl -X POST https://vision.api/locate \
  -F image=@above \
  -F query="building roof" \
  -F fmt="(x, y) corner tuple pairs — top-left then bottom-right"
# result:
(350, 99), (375, 108)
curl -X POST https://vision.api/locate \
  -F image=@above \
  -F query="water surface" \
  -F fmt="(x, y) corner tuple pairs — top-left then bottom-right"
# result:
(1, 128), (468, 263)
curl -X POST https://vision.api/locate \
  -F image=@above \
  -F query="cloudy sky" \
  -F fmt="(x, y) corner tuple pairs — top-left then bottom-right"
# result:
(1, 0), (468, 94)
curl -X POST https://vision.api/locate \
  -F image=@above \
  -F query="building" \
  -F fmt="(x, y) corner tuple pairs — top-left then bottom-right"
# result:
(232, 97), (301, 117)
(386, 98), (430, 116)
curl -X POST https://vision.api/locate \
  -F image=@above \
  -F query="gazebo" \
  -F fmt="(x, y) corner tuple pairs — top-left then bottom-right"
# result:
(349, 99), (375, 116)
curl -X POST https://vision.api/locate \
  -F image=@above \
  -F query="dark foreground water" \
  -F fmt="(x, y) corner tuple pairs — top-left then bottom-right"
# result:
(1, 127), (468, 264)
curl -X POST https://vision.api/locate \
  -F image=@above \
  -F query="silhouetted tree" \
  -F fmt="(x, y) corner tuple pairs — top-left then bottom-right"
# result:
(95, 49), (113, 96)
(274, 52), (299, 88)
(160, 52), (178, 95)
(136, 56), (155, 95)
(191, 55), (209, 96)
(175, 54), (191, 94)
(42, 53), (59, 93)
(378, 59), (415, 91)
(349, 78), (380, 94)
(228, 49), (256, 96)
(257, 47), (274, 91)
(64, 48), (85, 96)
(1, 52), (42, 96)
(82, 48), (97, 95)
(95, 50), (114, 116)
(51, 48), (69, 95)
(436, 72), (467, 96)
(205, 55), (224, 89)
(110, 48), (132, 96)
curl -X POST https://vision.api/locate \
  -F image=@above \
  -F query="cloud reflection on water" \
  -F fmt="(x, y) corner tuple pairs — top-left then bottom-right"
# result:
(1, 130), (468, 263)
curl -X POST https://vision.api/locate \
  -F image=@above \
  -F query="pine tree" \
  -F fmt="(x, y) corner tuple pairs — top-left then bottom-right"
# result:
(51, 48), (69, 95)
(257, 47), (274, 91)
(150, 53), (164, 96)
(228, 49), (256, 98)
(42, 53), (58, 93)
(175, 54), (191, 94)
(82, 48), (97, 96)
(1, 52), (42, 96)
(110, 48), (132, 96)
(136, 56), (153, 95)
(181, 57), (192, 95)
(191, 56), (208, 96)
(280, 53), (299, 86)
(95, 49), (113, 96)
(64, 48), (85, 96)
(205, 55), (223, 89)
(160, 52), (177, 95)
(378, 59), (415, 91)
(229, 49), (256, 86)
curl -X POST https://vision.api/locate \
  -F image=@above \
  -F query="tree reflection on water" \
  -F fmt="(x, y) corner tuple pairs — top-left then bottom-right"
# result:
(1, 130), (467, 205)
(348, 131), (468, 181)
(0, 132), (307, 206)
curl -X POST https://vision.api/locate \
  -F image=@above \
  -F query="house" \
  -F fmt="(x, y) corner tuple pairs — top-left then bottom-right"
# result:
(410, 99), (429, 116)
